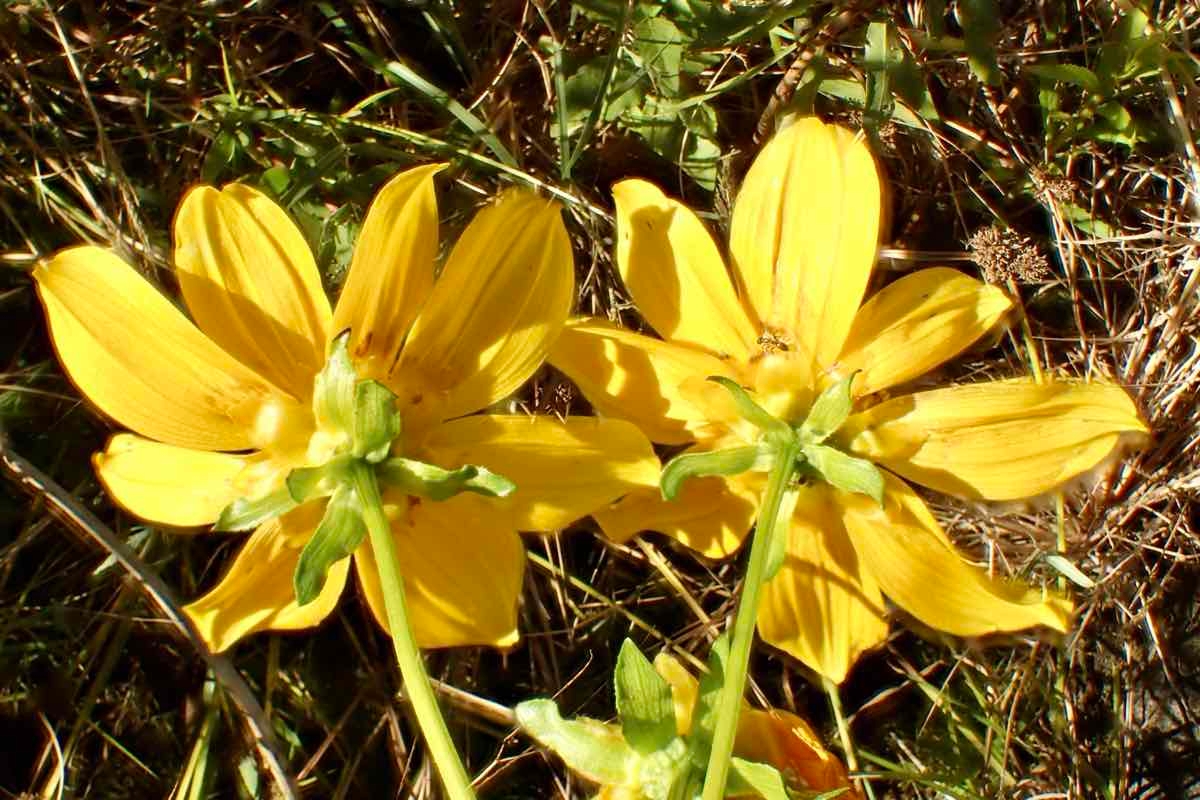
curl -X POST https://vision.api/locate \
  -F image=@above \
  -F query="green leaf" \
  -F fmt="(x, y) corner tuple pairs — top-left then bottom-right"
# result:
(707, 377), (791, 436)
(762, 484), (802, 582)
(687, 634), (729, 770)
(293, 484), (366, 606)
(659, 445), (764, 501)
(352, 380), (401, 463)
(802, 444), (885, 505)
(615, 640), (677, 754)
(727, 757), (790, 800)
(1026, 63), (1101, 91)
(377, 458), (516, 501)
(958, 0), (1002, 85)
(1045, 554), (1096, 589)
(633, 16), (684, 98)
(313, 332), (356, 435)
(215, 488), (297, 532)
(799, 373), (857, 443)
(863, 21), (895, 128)
(515, 699), (635, 785)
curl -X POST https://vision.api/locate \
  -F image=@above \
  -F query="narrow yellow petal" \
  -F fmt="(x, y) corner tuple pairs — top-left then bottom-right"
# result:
(843, 378), (1148, 500)
(728, 117), (881, 373)
(652, 653), (699, 737)
(842, 476), (1072, 636)
(592, 475), (758, 559)
(833, 268), (1013, 396)
(550, 318), (742, 446)
(757, 485), (889, 684)
(612, 179), (758, 360)
(395, 189), (573, 423)
(94, 434), (247, 527)
(184, 505), (349, 653)
(34, 246), (274, 451)
(420, 415), (659, 532)
(333, 164), (443, 375)
(355, 493), (524, 649)
(174, 184), (331, 399)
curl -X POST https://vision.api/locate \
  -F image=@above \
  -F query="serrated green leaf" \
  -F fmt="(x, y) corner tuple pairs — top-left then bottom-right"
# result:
(615, 640), (677, 754)
(800, 373), (857, 443)
(802, 444), (885, 505)
(215, 488), (297, 532)
(659, 445), (764, 501)
(515, 698), (635, 785)
(352, 380), (401, 462)
(727, 757), (790, 800)
(313, 332), (356, 435)
(293, 484), (366, 606)
(377, 458), (516, 501)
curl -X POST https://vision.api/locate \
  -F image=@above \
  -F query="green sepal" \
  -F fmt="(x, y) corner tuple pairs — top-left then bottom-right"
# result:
(762, 482), (802, 582)
(707, 376), (791, 436)
(659, 445), (765, 501)
(515, 698), (635, 785)
(377, 458), (516, 501)
(352, 380), (401, 463)
(313, 332), (356, 434)
(286, 455), (356, 504)
(727, 757), (790, 800)
(802, 443), (886, 506)
(615, 640), (677, 754)
(293, 484), (366, 606)
(215, 487), (297, 532)
(799, 372), (857, 443)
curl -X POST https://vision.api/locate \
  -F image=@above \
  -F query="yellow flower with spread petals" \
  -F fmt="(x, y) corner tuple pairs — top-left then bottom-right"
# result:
(35, 165), (659, 652)
(550, 118), (1148, 683)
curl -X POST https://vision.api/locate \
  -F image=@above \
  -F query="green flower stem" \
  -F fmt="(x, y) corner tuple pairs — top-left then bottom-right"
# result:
(700, 439), (800, 800)
(351, 463), (478, 800)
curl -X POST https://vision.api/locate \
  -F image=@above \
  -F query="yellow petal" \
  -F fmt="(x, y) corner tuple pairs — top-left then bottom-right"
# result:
(833, 268), (1013, 396)
(734, 708), (856, 795)
(94, 434), (247, 527)
(356, 493), (524, 649)
(612, 179), (758, 360)
(395, 189), (573, 423)
(728, 117), (881, 373)
(333, 164), (443, 376)
(652, 653), (699, 737)
(174, 184), (331, 399)
(841, 475), (1072, 636)
(843, 378), (1148, 500)
(757, 484), (888, 684)
(184, 504), (349, 652)
(592, 474), (758, 559)
(34, 246), (274, 451)
(550, 318), (742, 446)
(420, 414), (659, 531)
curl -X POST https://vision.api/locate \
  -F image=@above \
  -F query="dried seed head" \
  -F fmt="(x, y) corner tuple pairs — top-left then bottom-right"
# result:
(968, 226), (1052, 284)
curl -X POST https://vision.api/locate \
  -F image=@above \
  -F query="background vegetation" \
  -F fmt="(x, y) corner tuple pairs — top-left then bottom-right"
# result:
(1, 1), (1197, 797)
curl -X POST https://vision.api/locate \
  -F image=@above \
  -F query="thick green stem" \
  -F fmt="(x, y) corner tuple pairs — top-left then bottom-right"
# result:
(352, 464), (477, 800)
(700, 440), (800, 800)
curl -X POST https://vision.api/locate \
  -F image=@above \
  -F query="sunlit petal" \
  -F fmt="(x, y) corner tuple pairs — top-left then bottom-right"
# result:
(396, 190), (573, 423)
(550, 318), (742, 446)
(728, 117), (881, 373)
(653, 652), (699, 737)
(757, 484), (888, 684)
(34, 246), (274, 451)
(833, 268), (1013, 396)
(612, 179), (757, 360)
(94, 433), (247, 527)
(842, 475), (1072, 635)
(355, 493), (524, 649)
(184, 504), (348, 653)
(174, 183), (331, 399)
(420, 414), (659, 531)
(843, 378), (1148, 500)
(734, 708), (856, 795)
(333, 164), (443, 376)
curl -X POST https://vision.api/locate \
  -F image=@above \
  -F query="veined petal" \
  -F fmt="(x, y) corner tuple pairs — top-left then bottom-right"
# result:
(94, 434), (247, 527)
(653, 653), (699, 737)
(592, 474), (759, 559)
(34, 246), (274, 451)
(550, 318), (742, 446)
(833, 268), (1013, 396)
(356, 493), (524, 649)
(728, 117), (881, 373)
(420, 415), (659, 531)
(612, 179), (757, 360)
(184, 504), (349, 653)
(174, 184), (331, 399)
(841, 475), (1072, 636)
(333, 164), (443, 376)
(734, 708), (855, 795)
(757, 484), (888, 684)
(395, 190), (573, 423)
(842, 378), (1148, 500)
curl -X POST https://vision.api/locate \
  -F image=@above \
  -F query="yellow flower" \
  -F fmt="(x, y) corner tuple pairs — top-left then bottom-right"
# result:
(550, 118), (1148, 683)
(35, 165), (659, 652)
